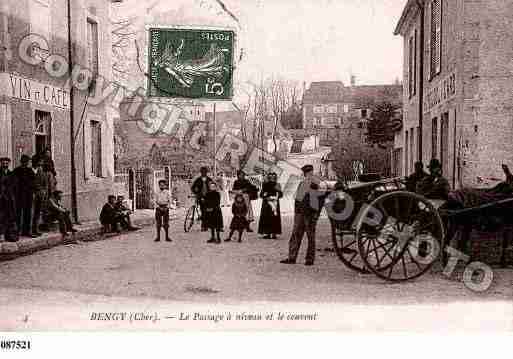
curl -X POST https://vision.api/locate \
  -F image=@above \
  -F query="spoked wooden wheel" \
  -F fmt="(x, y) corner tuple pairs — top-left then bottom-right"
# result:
(184, 205), (196, 232)
(330, 219), (369, 273)
(356, 191), (445, 282)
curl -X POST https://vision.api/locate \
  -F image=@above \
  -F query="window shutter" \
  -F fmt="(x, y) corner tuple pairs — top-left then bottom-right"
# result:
(83, 119), (92, 180)
(436, 1), (442, 74)
(413, 29), (417, 95)
(101, 121), (112, 179)
(408, 36), (413, 97)
(430, 0), (442, 77)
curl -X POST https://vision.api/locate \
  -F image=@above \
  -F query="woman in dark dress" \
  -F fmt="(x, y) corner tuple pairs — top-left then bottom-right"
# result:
(204, 182), (223, 244)
(258, 172), (283, 239)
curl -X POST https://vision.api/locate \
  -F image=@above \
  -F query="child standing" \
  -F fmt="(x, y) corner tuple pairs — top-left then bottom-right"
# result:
(204, 182), (223, 244)
(153, 179), (172, 242)
(225, 193), (248, 243)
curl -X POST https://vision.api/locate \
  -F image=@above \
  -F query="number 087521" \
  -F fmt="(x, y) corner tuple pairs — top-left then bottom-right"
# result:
(1, 340), (31, 350)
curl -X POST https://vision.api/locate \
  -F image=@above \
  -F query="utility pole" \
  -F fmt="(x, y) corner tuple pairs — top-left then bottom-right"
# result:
(213, 102), (217, 175)
(67, 0), (78, 223)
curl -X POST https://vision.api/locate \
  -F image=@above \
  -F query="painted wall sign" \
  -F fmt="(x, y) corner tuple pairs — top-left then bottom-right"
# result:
(148, 27), (235, 100)
(0, 72), (70, 110)
(424, 72), (456, 113)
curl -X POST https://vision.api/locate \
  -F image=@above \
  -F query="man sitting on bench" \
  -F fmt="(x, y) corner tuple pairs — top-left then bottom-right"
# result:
(47, 190), (77, 237)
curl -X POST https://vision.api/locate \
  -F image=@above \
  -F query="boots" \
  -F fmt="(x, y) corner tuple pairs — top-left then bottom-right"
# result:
(164, 227), (172, 242)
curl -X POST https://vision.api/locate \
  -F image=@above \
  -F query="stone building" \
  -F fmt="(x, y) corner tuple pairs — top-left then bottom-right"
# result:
(394, 0), (513, 188)
(0, 0), (118, 221)
(302, 80), (402, 146)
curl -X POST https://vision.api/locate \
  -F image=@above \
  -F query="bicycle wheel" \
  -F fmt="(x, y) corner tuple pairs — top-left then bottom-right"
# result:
(184, 205), (196, 232)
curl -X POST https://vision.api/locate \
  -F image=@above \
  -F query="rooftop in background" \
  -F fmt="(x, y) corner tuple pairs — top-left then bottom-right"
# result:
(302, 81), (403, 106)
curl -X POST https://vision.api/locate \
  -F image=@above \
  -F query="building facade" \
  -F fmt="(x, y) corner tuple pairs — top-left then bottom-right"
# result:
(302, 81), (402, 146)
(394, 0), (513, 188)
(0, 0), (118, 221)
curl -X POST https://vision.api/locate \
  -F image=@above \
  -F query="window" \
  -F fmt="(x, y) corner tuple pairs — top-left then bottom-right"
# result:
(405, 130), (409, 175)
(326, 105), (337, 114)
(440, 112), (449, 175)
(431, 117), (438, 160)
(90, 120), (102, 177)
(30, 0), (51, 42)
(430, 0), (442, 78)
(343, 104), (349, 113)
(313, 105), (324, 114)
(408, 30), (417, 97)
(416, 126), (421, 161)
(34, 110), (52, 156)
(87, 19), (99, 79)
(410, 127), (415, 171)
(0, 105), (11, 159)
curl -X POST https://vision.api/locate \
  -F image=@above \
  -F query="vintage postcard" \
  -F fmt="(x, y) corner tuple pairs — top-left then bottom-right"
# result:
(0, 0), (512, 349)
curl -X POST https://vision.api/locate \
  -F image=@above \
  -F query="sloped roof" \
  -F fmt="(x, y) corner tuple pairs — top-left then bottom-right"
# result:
(302, 82), (402, 106)
(205, 111), (242, 128)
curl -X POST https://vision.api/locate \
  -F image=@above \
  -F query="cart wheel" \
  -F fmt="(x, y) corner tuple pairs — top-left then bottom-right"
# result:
(356, 191), (444, 282)
(330, 219), (369, 274)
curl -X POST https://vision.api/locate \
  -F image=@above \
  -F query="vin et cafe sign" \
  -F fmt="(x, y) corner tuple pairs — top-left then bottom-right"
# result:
(0, 72), (70, 110)
(424, 72), (456, 113)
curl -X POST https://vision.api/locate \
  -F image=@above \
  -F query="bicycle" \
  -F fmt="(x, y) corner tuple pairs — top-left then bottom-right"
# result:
(184, 195), (203, 232)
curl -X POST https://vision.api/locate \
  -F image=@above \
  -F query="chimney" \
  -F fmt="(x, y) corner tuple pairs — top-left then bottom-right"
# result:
(350, 75), (356, 87)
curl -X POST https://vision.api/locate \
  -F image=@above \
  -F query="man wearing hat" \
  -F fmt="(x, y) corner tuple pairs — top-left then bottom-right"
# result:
(47, 190), (77, 237)
(0, 157), (18, 241)
(191, 166), (214, 231)
(12, 154), (36, 237)
(281, 164), (323, 266)
(416, 159), (450, 200)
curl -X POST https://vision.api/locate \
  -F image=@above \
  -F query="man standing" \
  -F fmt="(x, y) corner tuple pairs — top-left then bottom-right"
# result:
(12, 155), (35, 238)
(31, 157), (49, 237)
(416, 159), (450, 200)
(0, 157), (17, 242)
(405, 161), (427, 192)
(281, 164), (323, 266)
(191, 167), (213, 231)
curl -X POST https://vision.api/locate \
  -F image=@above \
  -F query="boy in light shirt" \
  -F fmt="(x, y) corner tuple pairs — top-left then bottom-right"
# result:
(153, 180), (172, 242)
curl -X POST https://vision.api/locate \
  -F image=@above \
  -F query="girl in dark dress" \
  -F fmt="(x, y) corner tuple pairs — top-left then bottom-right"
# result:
(258, 172), (283, 239)
(231, 170), (257, 231)
(225, 194), (249, 243)
(204, 182), (223, 244)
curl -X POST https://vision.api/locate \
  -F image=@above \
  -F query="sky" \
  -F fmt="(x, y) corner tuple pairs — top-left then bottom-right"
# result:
(116, 0), (408, 87)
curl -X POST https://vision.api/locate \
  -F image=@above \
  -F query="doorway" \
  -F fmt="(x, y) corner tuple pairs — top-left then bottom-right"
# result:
(34, 110), (52, 156)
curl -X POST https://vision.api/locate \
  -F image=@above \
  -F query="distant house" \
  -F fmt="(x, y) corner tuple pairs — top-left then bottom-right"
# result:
(302, 81), (402, 146)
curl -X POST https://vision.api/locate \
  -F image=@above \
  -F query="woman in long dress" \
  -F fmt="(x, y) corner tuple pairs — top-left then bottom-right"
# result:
(257, 172), (283, 239)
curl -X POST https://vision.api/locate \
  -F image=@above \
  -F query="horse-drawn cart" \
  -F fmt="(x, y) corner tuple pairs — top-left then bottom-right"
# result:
(328, 177), (513, 282)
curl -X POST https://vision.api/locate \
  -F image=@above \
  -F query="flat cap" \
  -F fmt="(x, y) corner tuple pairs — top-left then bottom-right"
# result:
(301, 164), (314, 173)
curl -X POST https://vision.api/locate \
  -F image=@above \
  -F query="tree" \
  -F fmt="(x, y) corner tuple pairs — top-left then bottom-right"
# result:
(365, 101), (402, 148)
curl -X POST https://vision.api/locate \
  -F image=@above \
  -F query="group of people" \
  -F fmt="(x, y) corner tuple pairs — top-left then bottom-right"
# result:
(0, 150), (77, 242)
(189, 167), (283, 244)
(99, 195), (140, 234)
(150, 167), (285, 245)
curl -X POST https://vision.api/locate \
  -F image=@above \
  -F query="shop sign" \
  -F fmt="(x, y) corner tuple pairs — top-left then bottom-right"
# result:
(424, 72), (456, 113)
(0, 72), (70, 110)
